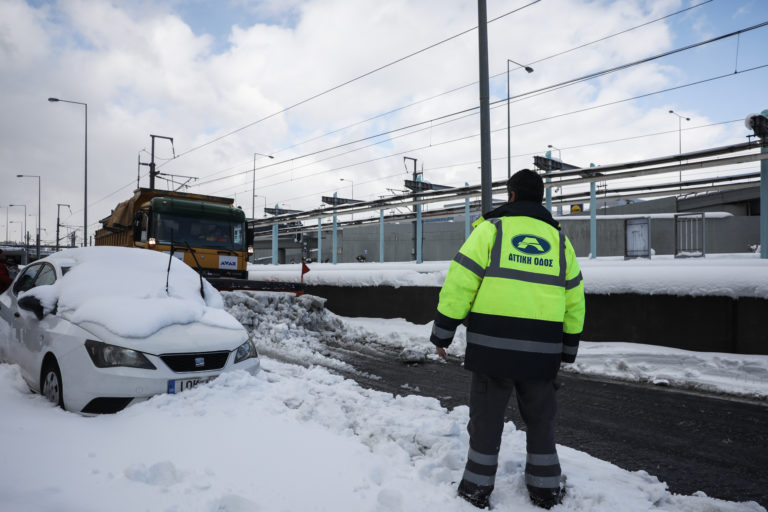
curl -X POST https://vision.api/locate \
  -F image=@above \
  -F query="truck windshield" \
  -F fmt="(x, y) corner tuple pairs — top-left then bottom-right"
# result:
(154, 213), (245, 251)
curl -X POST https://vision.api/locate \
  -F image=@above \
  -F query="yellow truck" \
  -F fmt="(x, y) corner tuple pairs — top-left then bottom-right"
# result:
(95, 188), (252, 280)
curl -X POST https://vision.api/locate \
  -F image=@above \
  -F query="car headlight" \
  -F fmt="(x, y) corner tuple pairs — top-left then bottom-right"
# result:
(234, 339), (258, 364)
(85, 340), (156, 369)
(247, 246), (254, 255)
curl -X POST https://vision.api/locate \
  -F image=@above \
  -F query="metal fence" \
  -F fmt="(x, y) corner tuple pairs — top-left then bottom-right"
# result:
(674, 212), (706, 258)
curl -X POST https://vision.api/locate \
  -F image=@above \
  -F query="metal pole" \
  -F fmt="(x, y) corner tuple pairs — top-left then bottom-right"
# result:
(589, 164), (597, 259)
(332, 192), (338, 265)
(477, 0), (492, 215)
(252, 154), (256, 219)
(416, 175), (423, 264)
(545, 150), (552, 212)
(379, 209), (384, 263)
(22, 205), (27, 264)
(56, 206), (60, 253)
(36, 176), (41, 259)
(272, 203), (278, 265)
(507, 60), (511, 180)
(317, 217), (323, 263)
(84, 103), (87, 246)
(761, 120), (768, 259)
(465, 182), (471, 240)
(5, 206), (7, 243)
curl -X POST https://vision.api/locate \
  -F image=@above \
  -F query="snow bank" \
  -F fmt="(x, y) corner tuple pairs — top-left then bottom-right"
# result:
(226, 293), (768, 400)
(248, 253), (768, 299)
(0, 359), (763, 511)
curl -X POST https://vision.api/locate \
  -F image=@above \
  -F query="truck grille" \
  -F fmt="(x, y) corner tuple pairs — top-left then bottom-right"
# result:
(160, 351), (229, 372)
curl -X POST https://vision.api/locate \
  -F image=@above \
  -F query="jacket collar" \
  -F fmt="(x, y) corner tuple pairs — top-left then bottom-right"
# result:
(477, 200), (560, 231)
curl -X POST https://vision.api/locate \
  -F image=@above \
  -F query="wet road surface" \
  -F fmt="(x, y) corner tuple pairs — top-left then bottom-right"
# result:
(305, 340), (768, 507)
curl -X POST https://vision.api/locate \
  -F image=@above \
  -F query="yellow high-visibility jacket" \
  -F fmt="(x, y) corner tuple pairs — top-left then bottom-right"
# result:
(431, 201), (585, 379)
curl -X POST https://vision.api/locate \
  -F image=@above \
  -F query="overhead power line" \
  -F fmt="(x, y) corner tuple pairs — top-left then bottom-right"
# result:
(163, 0), (541, 165)
(190, 22), (768, 190)
(181, 0), (714, 184)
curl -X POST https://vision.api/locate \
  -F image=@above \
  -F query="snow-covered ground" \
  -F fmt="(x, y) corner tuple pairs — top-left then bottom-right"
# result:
(2, 289), (767, 511)
(248, 253), (768, 299)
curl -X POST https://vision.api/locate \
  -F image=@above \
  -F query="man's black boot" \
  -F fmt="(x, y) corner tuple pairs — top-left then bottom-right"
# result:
(528, 484), (565, 509)
(457, 480), (491, 509)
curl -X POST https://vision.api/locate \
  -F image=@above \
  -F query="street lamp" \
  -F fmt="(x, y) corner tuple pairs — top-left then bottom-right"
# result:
(17, 174), (40, 259)
(9, 204), (27, 263)
(56, 203), (71, 252)
(669, 109), (690, 185)
(340, 178), (354, 199)
(547, 144), (562, 162)
(252, 152), (274, 219)
(507, 59), (534, 179)
(254, 194), (267, 217)
(48, 97), (87, 246)
(9, 220), (21, 245)
(340, 178), (354, 220)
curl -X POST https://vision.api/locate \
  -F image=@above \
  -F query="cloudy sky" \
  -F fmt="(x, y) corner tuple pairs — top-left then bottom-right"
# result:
(1, 0), (766, 245)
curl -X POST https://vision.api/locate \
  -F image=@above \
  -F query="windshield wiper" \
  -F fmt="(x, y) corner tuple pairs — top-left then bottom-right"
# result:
(164, 231), (205, 300)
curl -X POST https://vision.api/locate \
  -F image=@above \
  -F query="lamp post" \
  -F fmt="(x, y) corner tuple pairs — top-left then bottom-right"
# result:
(507, 59), (534, 179)
(3, 205), (7, 243)
(9, 204), (26, 264)
(56, 203), (71, 252)
(547, 145), (562, 215)
(9, 220), (21, 245)
(669, 109), (690, 185)
(252, 152), (274, 219)
(48, 97), (87, 246)
(17, 174), (41, 259)
(340, 178), (354, 220)
(254, 195), (267, 217)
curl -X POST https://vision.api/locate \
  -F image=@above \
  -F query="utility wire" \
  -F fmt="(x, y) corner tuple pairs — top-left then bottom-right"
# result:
(186, 0), (714, 183)
(242, 62), (766, 194)
(163, 0), (541, 165)
(191, 22), (768, 190)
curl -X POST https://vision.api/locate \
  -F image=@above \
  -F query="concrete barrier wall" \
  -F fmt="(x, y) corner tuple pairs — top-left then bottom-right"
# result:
(304, 285), (768, 355)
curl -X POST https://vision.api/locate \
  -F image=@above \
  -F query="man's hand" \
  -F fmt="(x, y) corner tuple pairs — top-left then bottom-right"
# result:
(436, 347), (447, 359)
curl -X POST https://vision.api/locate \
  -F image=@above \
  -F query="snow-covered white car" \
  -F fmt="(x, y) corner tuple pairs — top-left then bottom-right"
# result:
(0, 246), (259, 414)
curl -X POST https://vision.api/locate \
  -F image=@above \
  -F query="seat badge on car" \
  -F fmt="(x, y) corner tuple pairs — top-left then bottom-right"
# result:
(195, 357), (205, 368)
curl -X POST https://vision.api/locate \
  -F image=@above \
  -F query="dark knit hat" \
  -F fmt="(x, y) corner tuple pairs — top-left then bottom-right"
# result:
(507, 168), (544, 202)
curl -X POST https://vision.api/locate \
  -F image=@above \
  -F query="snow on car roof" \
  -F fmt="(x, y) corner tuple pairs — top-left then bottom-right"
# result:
(25, 246), (242, 338)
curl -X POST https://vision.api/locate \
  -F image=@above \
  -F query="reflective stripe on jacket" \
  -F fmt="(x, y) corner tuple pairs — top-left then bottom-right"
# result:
(431, 201), (585, 379)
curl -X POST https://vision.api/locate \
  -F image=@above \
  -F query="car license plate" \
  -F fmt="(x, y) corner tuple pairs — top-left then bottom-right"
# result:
(167, 375), (218, 394)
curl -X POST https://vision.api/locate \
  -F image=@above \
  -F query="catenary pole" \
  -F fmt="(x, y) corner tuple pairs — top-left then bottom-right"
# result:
(477, 0), (492, 215)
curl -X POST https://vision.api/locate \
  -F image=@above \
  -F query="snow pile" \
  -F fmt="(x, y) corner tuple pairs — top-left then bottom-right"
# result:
(224, 291), (355, 371)
(248, 261), (449, 288)
(0, 360), (764, 512)
(248, 254), (768, 299)
(26, 247), (241, 337)
(258, 298), (768, 400)
(566, 342), (768, 399)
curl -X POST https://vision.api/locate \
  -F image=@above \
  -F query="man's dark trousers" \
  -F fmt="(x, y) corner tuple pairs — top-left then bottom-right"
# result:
(458, 372), (562, 501)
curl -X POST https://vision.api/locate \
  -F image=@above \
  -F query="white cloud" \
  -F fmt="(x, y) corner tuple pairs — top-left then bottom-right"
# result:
(0, 0), (763, 242)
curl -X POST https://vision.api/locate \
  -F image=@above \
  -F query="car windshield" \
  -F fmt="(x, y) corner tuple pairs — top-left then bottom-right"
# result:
(154, 213), (245, 251)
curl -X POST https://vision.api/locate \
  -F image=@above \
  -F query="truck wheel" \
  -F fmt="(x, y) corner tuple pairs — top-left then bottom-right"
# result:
(41, 360), (64, 408)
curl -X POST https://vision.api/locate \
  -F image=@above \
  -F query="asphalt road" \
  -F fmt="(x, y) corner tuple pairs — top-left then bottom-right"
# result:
(308, 341), (768, 507)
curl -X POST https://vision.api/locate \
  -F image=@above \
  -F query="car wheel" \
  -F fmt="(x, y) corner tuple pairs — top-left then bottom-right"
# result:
(41, 360), (64, 408)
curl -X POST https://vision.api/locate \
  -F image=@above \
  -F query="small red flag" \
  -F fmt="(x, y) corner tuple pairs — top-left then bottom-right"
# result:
(301, 260), (310, 275)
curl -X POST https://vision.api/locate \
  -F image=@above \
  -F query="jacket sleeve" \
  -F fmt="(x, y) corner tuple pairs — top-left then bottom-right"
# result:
(430, 221), (495, 348)
(561, 236), (585, 363)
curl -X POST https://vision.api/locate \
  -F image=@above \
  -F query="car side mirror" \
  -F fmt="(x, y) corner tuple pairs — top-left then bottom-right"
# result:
(18, 295), (45, 320)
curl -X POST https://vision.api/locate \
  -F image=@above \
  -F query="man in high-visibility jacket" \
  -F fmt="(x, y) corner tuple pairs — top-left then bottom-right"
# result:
(431, 169), (585, 509)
